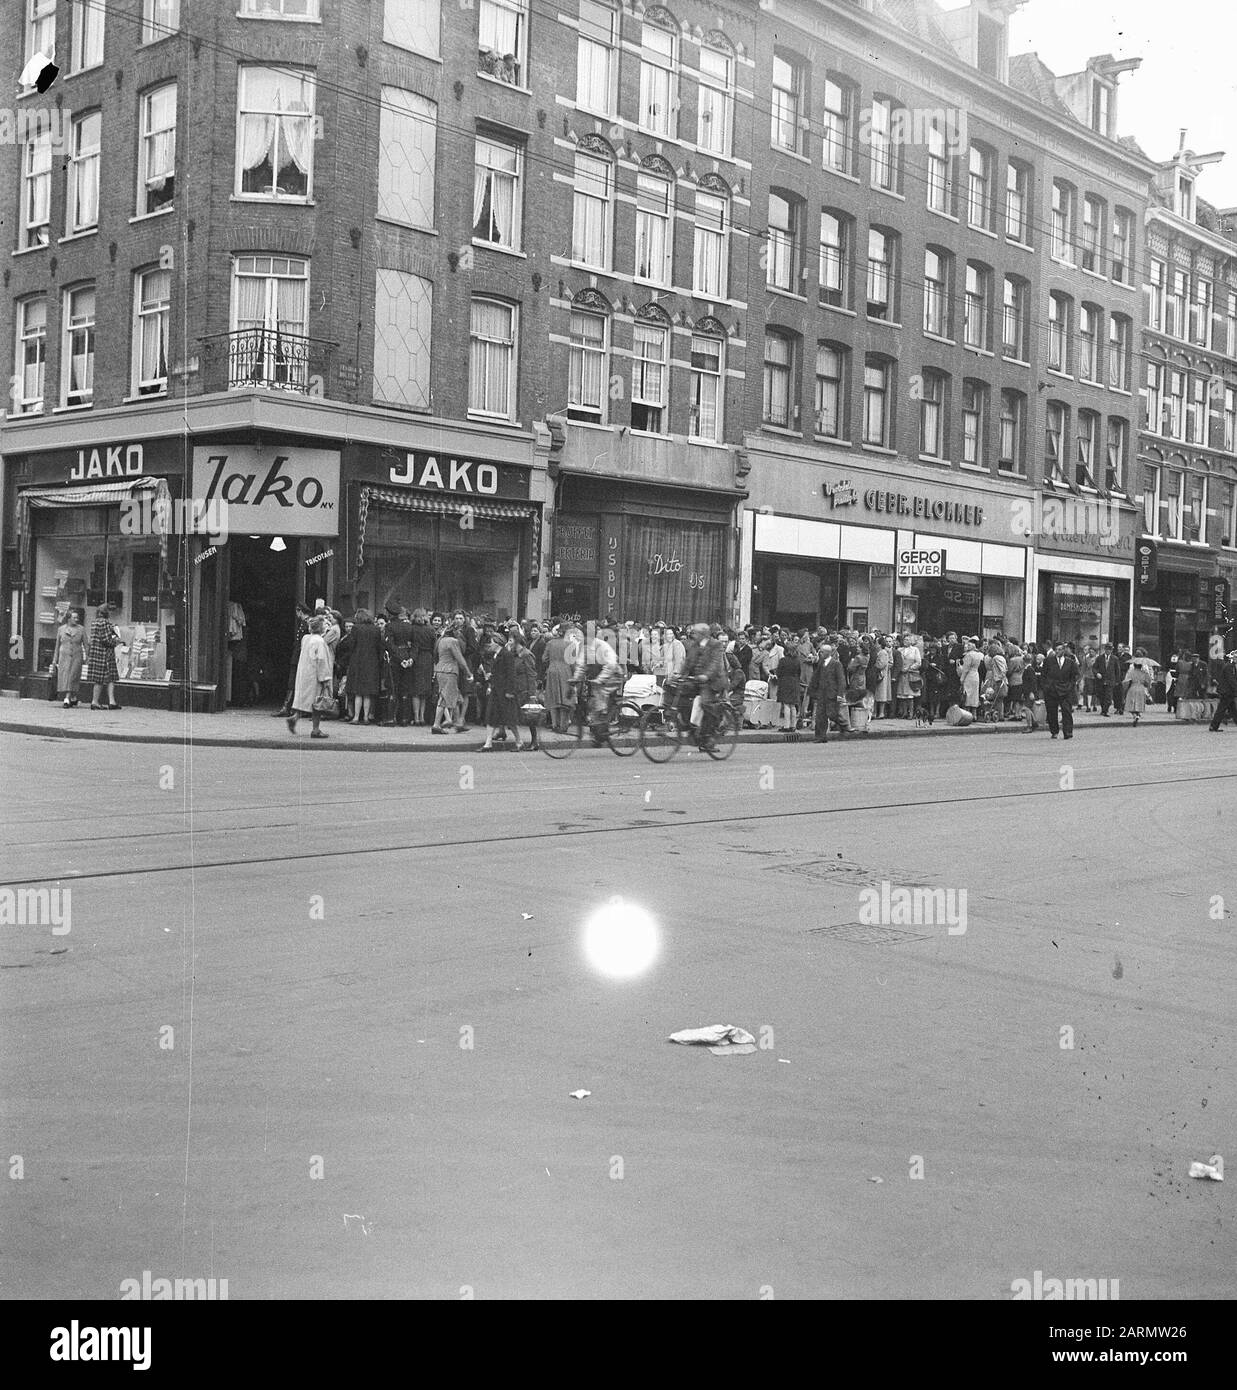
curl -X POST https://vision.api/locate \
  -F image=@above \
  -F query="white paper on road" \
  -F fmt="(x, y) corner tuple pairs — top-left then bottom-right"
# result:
(1188, 1155), (1224, 1180)
(669, 1024), (757, 1055)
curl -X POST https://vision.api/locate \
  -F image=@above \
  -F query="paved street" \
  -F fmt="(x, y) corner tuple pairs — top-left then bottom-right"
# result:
(1, 725), (1233, 1299)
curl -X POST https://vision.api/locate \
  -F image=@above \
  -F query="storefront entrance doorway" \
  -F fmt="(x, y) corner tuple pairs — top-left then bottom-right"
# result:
(226, 537), (298, 705)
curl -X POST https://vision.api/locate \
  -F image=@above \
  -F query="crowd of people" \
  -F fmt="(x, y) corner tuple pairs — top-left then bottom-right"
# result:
(271, 603), (1236, 741)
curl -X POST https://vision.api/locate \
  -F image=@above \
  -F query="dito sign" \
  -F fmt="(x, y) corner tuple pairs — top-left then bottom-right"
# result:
(191, 446), (340, 536)
(1135, 538), (1158, 590)
(898, 548), (946, 578)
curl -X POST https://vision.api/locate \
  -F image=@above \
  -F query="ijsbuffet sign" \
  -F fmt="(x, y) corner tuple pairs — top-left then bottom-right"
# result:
(191, 446), (340, 535)
(898, 548), (947, 578)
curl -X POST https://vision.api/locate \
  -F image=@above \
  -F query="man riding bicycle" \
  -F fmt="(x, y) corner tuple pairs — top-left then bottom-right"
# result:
(570, 626), (625, 745)
(673, 622), (728, 752)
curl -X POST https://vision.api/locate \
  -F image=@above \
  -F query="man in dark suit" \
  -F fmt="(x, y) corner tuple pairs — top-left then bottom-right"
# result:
(1209, 651), (1237, 732)
(1043, 641), (1080, 740)
(811, 643), (847, 742)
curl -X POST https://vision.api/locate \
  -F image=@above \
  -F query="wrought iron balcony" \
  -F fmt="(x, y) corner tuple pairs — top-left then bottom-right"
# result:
(200, 329), (337, 395)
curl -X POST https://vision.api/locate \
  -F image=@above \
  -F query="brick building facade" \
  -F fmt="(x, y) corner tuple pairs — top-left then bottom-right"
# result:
(3, 0), (1212, 710)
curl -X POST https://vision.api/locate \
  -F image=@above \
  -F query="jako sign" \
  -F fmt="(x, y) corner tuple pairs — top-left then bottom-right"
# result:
(191, 447), (340, 536)
(898, 549), (947, 578)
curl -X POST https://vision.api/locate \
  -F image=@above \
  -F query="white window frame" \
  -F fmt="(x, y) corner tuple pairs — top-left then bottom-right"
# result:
(630, 321), (669, 434)
(1002, 276), (1025, 359)
(1144, 362), (1165, 435)
(999, 390), (1024, 474)
(138, 83), (176, 216)
(141, 0), (178, 45)
(963, 263), (989, 349)
(962, 381), (985, 467)
(926, 126), (949, 214)
(767, 192), (799, 293)
(635, 170), (674, 286)
(870, 98), (895, 191)
(814, 343), (844, 439)
(920, 372), (944, 458)
(1105, 418), (1126, 492)
(25, 0), (57, 77)
(771, 52), (802, 154)
(763, 331), (794, 429)
(1111, 209), (1132, 284)
(1045, 402), (1067, 483)
(1146, 259), (1166, 333)
(132, 266), (171, 397)
(67, 111), (101, 235)
(697, 42), (733, 157)
(968, 145), (991, 229)
(235, 66), (316, 202)
(61, 283), (96, 408)
(478, 0), (528, 88)
(1051, 181), (1073, 262)
(468, 297), (517, 421)
(1076, 411), (1098, 487)
(1078, 305), (1100, 383)
(230, 254), (311, 392)
(866, 227), (893, 321)
(572, 152), (612, 271)
(863, 359), (889, 447)
(1081, 196), (1104, 273)
(689, 334), (724, 443)
(576, 1), (618, 118)
(1107, 315), (1129, 391)
(14, 297), (47, 414)
(472, 133), (522, 251)
(819, 211), (849, 309)
(21, 134), (52, 250)
(923, 249), (948, 337)
(822, 77), (852, 175)
(241, 0), (322, 18)
(639, 19), (677, 137)
(693, 190), (728, 299)
(1005, 161), (1028, 243)
(70, 0), (104, 73)
(1190, 277), (1212, 348)
(1048, 293), (1069, 373)
(567, 309), (608, 424)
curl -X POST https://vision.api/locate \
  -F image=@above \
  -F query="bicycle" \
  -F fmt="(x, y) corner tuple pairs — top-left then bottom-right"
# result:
(638, 680), (740, 763)
(538, 678), (642, 759)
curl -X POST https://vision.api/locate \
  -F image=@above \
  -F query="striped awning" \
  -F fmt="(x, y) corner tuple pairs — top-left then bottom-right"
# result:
(356, 486), (541, 575)
(14, 477), (169, 590)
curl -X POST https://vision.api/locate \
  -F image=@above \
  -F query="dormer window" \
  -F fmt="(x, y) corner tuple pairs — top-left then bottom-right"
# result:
(1176, 173), (1195, 221)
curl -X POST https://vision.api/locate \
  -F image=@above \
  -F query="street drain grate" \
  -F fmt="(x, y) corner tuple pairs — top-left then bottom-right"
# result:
(807, 921), (930, 945)
(773, 858), (875, 886)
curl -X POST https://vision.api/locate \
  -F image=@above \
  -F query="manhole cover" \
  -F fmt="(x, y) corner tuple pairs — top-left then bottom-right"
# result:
(774, 858), (873, 885)
(807, 921), (930, 945)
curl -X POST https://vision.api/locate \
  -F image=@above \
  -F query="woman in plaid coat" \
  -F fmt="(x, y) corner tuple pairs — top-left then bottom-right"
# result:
(86, 604), (122, 709)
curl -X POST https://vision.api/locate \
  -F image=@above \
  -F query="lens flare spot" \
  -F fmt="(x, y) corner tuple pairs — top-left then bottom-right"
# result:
(582, 898), (660, 979)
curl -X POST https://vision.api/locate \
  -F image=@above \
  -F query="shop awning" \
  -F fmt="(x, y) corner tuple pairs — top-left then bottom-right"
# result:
(14, 478), (170, 590)
(355, 485), (541, 577)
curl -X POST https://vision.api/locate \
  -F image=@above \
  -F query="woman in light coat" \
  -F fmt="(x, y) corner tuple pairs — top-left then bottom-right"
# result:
(1122, 648), (1155, 726)
(53, 608), (86, 708)
(957, 639), (983, 713)
(895, 635), (921, 719)
(873, 637), (893, 719)
(288, 617), (334, 738)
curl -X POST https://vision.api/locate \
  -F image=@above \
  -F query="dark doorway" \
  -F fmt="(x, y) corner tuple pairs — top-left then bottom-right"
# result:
(226, 538), (298, 705)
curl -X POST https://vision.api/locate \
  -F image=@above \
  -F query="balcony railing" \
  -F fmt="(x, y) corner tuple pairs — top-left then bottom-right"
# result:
(200, 330), (337, 395)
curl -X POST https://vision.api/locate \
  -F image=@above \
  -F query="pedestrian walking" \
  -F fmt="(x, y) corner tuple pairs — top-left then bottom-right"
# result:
(1209, 651), (1237, 732)
(85, 604), (123, 710)
(543, 622), (577, 733)
(431, 617), (473, 734)
(345, 609), (383, 724)
(957, 638), (983, 715)
(1122, 649), (1155, 726)
(811, 644), (846, 741)
(53, 608), (86, 708)
(287, 616), (334, 738)
(1042, 641), (1080, 740)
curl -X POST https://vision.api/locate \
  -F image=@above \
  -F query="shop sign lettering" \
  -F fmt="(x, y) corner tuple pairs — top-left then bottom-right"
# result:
(648, 552), (684, 576)
(69, 444), (144, 480)
(388, 454), (499, 494)
(823, 479), (858, 508)
(898, 549), (947, 578)
(606, 535), (618, 603)
(191, 446), (341, 537)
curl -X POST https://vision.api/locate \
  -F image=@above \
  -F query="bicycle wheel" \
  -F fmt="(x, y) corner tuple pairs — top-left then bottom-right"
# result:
(704, 705), (740, 760)
(639, 706), (683, 763)
(539, 710), (583, 759)
(608, 700), (642, 757)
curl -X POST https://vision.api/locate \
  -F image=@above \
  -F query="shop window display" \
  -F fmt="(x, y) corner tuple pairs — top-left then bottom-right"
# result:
(31, 507), (174, 682)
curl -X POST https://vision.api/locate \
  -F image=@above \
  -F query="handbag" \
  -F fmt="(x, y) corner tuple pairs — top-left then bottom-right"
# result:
(312, 683), (335, 713)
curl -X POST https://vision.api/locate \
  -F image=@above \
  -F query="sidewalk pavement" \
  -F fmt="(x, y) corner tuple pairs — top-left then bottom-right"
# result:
(0, 695), (1209, 752)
